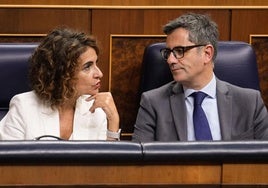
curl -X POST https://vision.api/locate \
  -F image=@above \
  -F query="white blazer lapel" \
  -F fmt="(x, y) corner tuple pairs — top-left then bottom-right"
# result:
(40, 103), (60, 137)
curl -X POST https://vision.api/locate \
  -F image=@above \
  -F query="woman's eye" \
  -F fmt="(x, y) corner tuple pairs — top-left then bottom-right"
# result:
(82, 62), (93, 71)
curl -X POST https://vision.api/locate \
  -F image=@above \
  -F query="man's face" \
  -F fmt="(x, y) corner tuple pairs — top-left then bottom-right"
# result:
(165, 28), (208, 89)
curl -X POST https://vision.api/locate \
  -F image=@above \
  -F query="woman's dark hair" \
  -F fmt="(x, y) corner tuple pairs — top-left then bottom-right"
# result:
(29, 27), (99, 108)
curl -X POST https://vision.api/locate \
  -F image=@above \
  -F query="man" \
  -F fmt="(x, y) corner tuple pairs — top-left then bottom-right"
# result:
(132, 13), (268, 142)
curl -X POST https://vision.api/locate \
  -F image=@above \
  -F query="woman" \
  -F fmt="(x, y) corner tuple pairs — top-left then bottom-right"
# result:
(0, 27), (120, 140)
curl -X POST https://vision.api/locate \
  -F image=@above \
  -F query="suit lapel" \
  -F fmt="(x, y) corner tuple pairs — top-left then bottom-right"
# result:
(170, 83), (188, 141)
(216, 79), (232, 140)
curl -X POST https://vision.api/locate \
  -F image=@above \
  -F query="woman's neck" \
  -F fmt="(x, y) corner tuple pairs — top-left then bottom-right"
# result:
(58, 100), (76, 140)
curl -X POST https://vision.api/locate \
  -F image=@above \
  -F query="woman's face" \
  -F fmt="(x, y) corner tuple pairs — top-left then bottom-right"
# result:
(75, 47), (103, 96)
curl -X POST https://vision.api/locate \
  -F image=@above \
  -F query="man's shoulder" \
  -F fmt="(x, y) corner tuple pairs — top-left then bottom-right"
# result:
(143, 81), (177, 96)
(216, 79), (260, 96)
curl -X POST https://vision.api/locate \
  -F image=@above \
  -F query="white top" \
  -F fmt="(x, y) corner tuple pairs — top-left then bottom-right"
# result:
(0, 91), (107, 140)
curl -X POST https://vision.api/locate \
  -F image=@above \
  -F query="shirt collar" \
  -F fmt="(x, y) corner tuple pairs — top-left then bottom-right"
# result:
(184, 74), (216, 99)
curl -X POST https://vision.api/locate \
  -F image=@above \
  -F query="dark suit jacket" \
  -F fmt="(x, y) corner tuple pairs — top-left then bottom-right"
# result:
(132, 79), (268, 142)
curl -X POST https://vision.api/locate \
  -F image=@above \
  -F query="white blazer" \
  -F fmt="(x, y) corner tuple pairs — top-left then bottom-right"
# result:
(0, 91), (107, 140)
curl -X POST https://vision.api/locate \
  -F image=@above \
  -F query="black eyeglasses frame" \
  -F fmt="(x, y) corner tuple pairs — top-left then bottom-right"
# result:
(160, 44), (206, 60)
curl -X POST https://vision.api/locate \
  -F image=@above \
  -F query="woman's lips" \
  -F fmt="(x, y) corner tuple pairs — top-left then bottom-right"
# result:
(94, 82), (101, 89)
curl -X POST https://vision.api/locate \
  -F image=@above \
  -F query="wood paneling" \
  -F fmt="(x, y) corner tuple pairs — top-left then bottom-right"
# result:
(1, 0), (268, 6)
(0, 164), (221, 186)
(1, 163), (268, 186)
(0, 8), (91, 34)
(250, 36), (268, 109)
(231, 10), (268, 42)
(110, 36), (166, 134)
(222, 164), (268, 185)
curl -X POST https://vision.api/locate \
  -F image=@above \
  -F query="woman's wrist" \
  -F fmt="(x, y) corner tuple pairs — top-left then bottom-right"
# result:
(106, 129), (121, 140)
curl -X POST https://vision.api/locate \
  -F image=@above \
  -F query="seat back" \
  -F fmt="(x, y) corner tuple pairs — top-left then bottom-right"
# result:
(139, 41), (260, 94)
(0, 43), (38, 120)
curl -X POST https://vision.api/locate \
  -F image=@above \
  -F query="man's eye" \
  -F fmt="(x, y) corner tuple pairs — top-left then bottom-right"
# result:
(174, 48), (183, 54)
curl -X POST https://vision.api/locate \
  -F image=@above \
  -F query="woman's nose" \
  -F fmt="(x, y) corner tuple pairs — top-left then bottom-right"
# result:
(95, 66), (103, 78)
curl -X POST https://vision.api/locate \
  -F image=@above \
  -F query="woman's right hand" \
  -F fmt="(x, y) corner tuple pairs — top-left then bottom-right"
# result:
(86, 92), (120, 133)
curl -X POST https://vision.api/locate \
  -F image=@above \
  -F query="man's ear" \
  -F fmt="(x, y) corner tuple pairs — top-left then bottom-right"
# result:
(203, 44), (214, 63)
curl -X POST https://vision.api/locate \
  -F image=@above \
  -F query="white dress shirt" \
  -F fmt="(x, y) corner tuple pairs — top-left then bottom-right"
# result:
(184, 74), (221, 141)
(0, 91), (107, 140)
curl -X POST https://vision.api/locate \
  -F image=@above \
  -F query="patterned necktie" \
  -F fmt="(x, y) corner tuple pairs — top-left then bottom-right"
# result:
(191, 91), (212, 140)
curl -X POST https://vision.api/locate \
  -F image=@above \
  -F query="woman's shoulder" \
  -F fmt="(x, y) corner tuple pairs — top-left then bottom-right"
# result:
(10, 91), (40, 105)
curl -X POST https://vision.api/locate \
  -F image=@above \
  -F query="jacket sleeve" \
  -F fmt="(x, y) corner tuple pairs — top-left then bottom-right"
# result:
(132, 92), (157, 142)
(0, 95), (26, 140)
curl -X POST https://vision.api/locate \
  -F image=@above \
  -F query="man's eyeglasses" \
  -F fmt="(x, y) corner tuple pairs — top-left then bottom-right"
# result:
(160, 44), (206, 60)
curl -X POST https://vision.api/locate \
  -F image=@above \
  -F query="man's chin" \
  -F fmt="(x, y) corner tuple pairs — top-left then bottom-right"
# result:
(172, 73), (185, 82)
